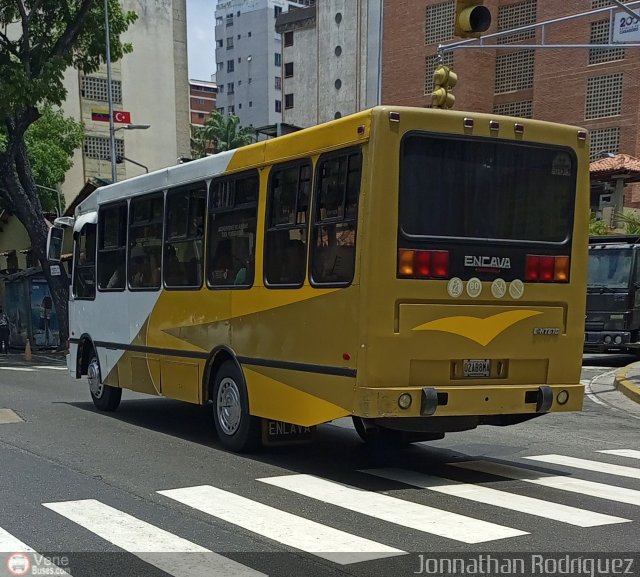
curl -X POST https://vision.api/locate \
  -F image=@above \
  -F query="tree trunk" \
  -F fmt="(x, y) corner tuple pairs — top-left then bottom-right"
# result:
(1, 142), (70, 350)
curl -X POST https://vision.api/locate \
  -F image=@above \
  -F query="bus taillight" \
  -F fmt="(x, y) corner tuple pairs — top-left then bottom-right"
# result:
(525, 255), (570, 283)
(398, 249), (449, 279)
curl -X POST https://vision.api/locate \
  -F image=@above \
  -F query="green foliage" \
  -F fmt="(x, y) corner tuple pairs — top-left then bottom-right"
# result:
(618, 210), (640, 235)
(192, 111), (255, 158)
(589, 213), (611, 236)
(0, 1), (137, 117)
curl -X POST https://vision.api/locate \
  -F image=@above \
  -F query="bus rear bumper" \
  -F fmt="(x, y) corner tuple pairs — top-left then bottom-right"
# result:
(354, 383), (584, 419)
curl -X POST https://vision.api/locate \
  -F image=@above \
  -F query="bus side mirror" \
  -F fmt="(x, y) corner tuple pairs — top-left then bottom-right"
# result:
(47, 227), (64, 263)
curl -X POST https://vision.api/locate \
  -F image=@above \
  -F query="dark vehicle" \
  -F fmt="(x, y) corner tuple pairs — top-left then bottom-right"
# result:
(584, 235), (640, 354)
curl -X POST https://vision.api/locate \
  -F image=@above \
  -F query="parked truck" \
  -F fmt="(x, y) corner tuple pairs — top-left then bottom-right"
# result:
(585, 235), (640, 354)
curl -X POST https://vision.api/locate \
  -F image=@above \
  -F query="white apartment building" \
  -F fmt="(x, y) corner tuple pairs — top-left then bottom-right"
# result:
(60, 0), (190, 205)
(276, 0), (383, 128)
(214, 0), (314, 130)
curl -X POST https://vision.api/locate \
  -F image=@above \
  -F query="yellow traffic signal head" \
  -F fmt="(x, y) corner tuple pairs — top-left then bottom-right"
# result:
(431, 65), (457, 109)
(455, 1), (491, 38)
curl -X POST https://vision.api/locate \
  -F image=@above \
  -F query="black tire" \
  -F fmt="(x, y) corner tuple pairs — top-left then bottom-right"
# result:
(88, 352), (122, 412)
(212, 360), (262, 452)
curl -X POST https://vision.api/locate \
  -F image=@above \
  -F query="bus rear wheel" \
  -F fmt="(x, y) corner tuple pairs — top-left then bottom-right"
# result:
(88, 353), (122, 412)
(212, 360), (261, 453)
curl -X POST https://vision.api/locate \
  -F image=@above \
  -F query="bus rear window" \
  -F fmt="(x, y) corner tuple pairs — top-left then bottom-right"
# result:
(400, 134), (575, 243)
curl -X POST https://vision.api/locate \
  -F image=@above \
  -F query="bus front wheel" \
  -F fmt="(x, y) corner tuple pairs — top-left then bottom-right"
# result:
(88, 353), (122, 412)
(212, 360), (261, 452)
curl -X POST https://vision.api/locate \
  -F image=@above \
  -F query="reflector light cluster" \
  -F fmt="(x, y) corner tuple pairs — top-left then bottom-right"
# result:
(525, 255), (570, 282)
(398, 249), (449, 278)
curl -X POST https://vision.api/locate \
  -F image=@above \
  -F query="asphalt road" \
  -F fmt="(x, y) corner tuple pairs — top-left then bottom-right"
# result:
(0, 353), (639, 577)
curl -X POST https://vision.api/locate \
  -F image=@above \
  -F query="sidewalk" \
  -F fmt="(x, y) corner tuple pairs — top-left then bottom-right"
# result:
(0, 350), (67, 366)
(614, 362), (640, 404)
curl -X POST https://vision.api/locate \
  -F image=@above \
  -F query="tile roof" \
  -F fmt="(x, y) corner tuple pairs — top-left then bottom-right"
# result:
(590, 154), (640, 183)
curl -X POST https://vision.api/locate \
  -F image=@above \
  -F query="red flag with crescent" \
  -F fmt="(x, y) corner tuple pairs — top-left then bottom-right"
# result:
(113, 111), (131, 124)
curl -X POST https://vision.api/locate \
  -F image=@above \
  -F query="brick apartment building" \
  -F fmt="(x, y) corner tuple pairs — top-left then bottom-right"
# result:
(382, 0), (640, 203)
(189, 79), (218, 125)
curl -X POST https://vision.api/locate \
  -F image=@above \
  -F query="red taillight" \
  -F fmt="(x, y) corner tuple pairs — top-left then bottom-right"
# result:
(398, 249), (449, 279)
(526, 254), (570, 283)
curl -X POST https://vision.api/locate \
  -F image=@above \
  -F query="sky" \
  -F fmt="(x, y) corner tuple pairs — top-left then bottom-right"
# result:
(187, 0), (218, 81)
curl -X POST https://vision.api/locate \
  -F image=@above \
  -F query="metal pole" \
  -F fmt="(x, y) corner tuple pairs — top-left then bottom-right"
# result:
(104, 0), (117, 183)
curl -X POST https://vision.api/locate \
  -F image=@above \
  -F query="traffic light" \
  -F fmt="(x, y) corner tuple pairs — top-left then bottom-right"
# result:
(431, 65), (457, 109)
(455, 1), (491, 38)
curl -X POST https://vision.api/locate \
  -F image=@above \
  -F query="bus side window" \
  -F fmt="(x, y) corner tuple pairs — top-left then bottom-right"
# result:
(73, 223), (97, 300)
(164, 182), (207, 289)
(310, 149), (362, 286)
(207, 171), (259, 289)
(265, 161), (311, 287)
(128, 193), (163, 290)
(97, 202), (127, 291)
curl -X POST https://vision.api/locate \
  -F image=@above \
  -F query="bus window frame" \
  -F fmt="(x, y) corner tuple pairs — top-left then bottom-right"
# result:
(97, 200), (128, 293)
(127, 191), (165, 292)
(72, 223), (97, 301)
(164, 181), (208, 292)
(309, 146), (362, 289)
(398, 131), (578, 248)
(264, 158), (313, 289)
(207, 169), (260, 291)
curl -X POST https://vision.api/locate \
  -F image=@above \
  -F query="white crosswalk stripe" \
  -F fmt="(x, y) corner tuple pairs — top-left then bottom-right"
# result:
(361, 468), (630, 527)
(258, 474), (527, 544)
(452, 460), (640, 506)
(0, 526), (72, 576)
(159, 485), (405, 564)
(524, 454), (640, 480)
(43, 499), (265, 577)
(598, 449), (640, 461)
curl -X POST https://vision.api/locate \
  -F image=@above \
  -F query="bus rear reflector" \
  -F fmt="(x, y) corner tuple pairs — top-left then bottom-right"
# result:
(398, 249), (449, 279)
(525, 255), (570, 283)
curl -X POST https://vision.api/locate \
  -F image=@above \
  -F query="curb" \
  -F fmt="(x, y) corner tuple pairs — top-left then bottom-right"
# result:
(614, 363), (640, 404)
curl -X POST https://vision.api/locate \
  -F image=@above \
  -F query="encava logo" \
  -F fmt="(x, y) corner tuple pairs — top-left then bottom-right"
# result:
(465, 256), (511, 269)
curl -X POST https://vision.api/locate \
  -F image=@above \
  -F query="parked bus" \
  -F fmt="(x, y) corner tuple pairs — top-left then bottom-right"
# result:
(48, 106), (590, 452)
(585, 235), (640, 354)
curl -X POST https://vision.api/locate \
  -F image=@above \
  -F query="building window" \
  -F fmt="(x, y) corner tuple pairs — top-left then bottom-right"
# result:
(335, 79), (342, 90)
(275, 76), (282, 90)
(198, 112), (205, 119)
(128, 194), (163, 290)
(248, 31), (252, 37)
(84, 136), (124, 160)
(589, 19), (625, 65)
(335, 12), (342, 24)
(285, 93), (294, 109)
(237, 34), (241, 40)
(238, 103), (242, 109)
(585, 73), (623, 119)
(284, 62), (294, 78)
(217, 39), (223, 48)
(274, 5), (283, 18)
(216, 16), (223, 26)
(219, 85), (224, 93)
(249, 101), (252, 107)
(238, 57), (242, 63)
(275, 100), (282, 113)
(229, 105), (235, 114)
(495, 50), (535, 94)
(589, 127), (620, 158)
(493, 100), (533, 118)
(219, 107), (225, 114)
(227, 82), (234, 94)
(81, 76), (122, 104)
(284, 31), (294, 47)
(217, 62), (223, 71)
(208, 171), (259, 288)
(226, 13), (233, 26)
(238, 80), (242, 86)
(227, 60), (235, 73)
(164, 183), (206, 289)
(497, 0), (537, 44)
(275, 53), (282, 67)
(425, 1), (455, 45)
(335, 45), (342, 57)
(226, 37), (234, 49)
(424, 52), (453, 95)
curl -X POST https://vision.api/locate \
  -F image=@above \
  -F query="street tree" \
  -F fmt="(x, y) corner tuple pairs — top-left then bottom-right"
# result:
(191, 111), (254, 158)
(0, 1), (137, 348)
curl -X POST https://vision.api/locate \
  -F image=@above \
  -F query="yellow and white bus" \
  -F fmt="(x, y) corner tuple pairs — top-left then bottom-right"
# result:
(50, 106), (589, 451)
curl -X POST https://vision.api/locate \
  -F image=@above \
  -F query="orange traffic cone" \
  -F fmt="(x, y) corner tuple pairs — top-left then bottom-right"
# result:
(24, 339), (32, 362)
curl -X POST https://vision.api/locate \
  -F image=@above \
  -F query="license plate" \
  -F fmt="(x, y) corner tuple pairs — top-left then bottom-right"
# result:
(463, 359), (491, 378)
(263, 420), (315, 445)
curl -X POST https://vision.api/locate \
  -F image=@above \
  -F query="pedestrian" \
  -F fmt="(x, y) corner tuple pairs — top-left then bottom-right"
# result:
(0, 306), (10, 354)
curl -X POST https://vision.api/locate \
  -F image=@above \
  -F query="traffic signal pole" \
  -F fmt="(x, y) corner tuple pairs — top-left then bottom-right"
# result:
(439, 0), (640, 57)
